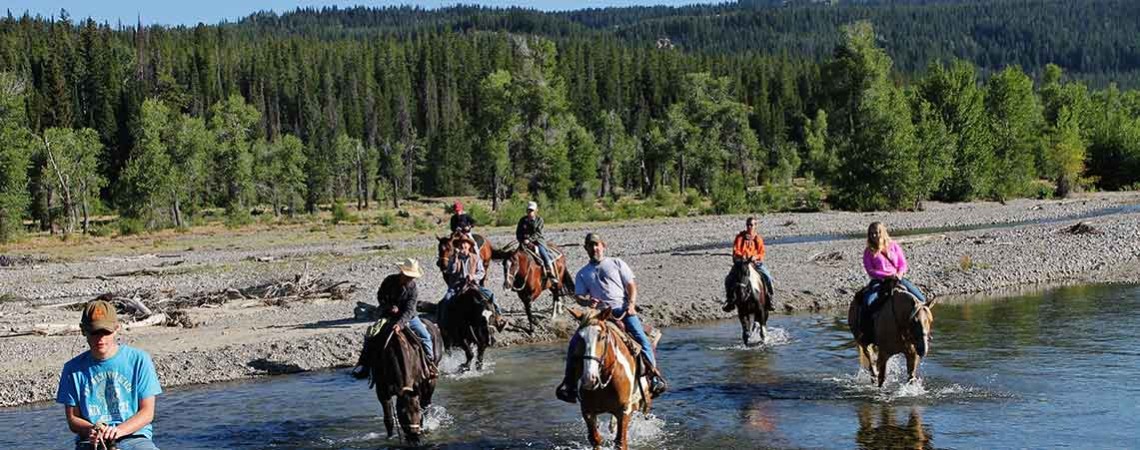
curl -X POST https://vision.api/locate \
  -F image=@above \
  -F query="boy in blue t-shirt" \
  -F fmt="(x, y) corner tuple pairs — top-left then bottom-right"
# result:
(57, 299), (162, 450)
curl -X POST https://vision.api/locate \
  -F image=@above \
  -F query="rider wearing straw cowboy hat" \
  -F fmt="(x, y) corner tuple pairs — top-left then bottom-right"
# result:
(351, 258), (437, 379)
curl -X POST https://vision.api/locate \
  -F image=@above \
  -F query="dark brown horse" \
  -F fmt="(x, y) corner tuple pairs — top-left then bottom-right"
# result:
(364, 318), (444, 446)
(567, 308), (657, 450)
(727, 262), (770, 346)
(499, 242), (574, 327)
(848, 281), (936, 387)
(436, 233), (493, 286)
(438, 284), (500, 372)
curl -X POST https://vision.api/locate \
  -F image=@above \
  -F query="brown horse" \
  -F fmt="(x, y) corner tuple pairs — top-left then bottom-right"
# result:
(364, 318), (443, 446)
(848, 282), (936, 387)
(727, 262), (770, 346)
(436, 233), (493, 286)
(567, 308), (657, 450)
(499, 242), (575, 327)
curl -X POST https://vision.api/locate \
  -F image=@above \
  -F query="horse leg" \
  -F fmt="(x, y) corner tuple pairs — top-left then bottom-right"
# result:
(875, 353), (889, 388)
(460, 342), (475, 373)
(738, 311), (752, 346)
(615, 411), (633, 450)
(522, 292), (538, 327)
(476, 341), (487, 371)
(380, 395), (396, 439)
(551, 288), (563, 316)
(583, 413), (603, 450)
(906, 352), (920, 384)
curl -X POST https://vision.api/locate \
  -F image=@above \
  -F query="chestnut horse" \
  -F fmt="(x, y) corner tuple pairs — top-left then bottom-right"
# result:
(848, 282), (936, 387)
(568, 308), (656, 450)
(436, 233), (493, 286)
(499, 243), (574, 327)
(364, 318), (443, 446)
(727, 262), (770, 346)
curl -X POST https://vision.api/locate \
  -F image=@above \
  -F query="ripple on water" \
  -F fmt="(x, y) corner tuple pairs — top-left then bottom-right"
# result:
(708, 327), (793, 351)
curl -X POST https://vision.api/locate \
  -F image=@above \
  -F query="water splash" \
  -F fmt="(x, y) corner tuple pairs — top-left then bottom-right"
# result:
(709, 327), (793, 351)
(552, 412), (671, 450)
(439, 353), (496, 379)
(421, 404), (454, 432)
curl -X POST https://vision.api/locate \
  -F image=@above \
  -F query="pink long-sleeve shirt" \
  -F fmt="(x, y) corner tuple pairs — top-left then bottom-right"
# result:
(863, 241), (909, 280)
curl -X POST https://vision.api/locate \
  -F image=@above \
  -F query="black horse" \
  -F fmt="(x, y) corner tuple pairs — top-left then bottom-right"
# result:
(726, 261), (770, 346)
(364, 318), (443, 446)
(439, 284), (502, 372)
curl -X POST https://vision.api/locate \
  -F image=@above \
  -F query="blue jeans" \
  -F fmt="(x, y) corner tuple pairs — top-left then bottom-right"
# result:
(406, 316), (433, 357)
(563, 307), (656, 381)
(78, 436), (159, 450)
(864, 278), (927, 307)
(535, 243), (553, 267)
(753, 262), (774, 295)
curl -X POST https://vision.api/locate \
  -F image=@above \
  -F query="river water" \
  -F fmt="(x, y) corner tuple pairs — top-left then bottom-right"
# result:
(3, 284), (1138, 449)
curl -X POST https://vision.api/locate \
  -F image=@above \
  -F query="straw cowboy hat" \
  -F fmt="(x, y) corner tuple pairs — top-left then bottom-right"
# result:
(396, 258), (423, 278)
(452, 234), (477, 249)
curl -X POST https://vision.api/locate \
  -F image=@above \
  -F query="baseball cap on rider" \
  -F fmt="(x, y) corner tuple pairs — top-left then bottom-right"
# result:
(526, 201), (538, 211)
(81, 300), (118, 333)
(584, 232), (604, 245)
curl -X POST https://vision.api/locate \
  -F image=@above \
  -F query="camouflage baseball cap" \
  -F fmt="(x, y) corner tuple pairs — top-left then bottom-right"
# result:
(584, 233), (604, 245)
(81, 300), (118, 333)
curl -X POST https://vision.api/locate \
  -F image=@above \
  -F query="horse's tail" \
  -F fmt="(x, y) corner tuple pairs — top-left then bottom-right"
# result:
(491, 245), (514, 261)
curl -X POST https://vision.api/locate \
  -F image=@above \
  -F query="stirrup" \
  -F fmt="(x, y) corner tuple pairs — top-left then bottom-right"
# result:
(649, 376), (668, 397)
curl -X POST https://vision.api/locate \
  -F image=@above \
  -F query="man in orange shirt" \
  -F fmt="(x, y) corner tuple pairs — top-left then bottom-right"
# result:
(724, 217), (775, 312)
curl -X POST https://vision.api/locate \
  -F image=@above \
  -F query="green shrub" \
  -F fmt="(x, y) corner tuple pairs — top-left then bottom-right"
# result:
(494, 198), (528, 227)
(224, 209), (253, 229)
(331, 201), (357, 224)
(376, 211), (396, 227)
(117, 218), (145, 236)
(711, 175), (747, 214)
(466, 203), (494, 228)
(412, 216), (432, 231)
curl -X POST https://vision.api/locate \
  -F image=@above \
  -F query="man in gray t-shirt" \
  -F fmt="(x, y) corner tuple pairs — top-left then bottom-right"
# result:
(555, 233), (668, 403)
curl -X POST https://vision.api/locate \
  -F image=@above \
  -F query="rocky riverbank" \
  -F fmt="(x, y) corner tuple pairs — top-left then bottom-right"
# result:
(1, 192), (1138, 406)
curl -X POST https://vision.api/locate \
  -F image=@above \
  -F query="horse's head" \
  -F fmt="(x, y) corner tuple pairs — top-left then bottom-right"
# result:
(436, 235), (454, 271)
(569, 308), (614, 391)
(908, 298), (936, 357)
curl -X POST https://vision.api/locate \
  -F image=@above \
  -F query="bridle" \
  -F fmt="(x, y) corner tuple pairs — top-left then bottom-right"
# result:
(577, 320), (616, 389)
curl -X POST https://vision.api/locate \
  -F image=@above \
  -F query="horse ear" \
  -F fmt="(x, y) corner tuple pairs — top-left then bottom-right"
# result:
(598, 308), (613, 321)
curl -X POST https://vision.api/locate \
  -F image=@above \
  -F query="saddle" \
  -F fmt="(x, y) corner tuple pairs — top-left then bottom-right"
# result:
(852, 279), (901, 345)
(472, 233), (486, 250)
(365, 317), (434, 388)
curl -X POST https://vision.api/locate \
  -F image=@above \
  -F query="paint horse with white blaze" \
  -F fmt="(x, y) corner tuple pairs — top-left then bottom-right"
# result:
(567, 308), (658, 450)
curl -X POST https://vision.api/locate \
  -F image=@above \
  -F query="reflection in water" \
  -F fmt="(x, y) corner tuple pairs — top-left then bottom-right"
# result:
(743, 398), (778, 433)
(855, 404), (932, 450)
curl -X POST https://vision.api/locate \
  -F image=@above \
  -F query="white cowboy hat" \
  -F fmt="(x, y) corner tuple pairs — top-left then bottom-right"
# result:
(396, 258), (423, 279)
(527, 201), (538, 211)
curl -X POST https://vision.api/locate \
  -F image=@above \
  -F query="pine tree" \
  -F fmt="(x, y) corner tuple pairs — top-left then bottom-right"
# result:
(0, 73), (35, 242)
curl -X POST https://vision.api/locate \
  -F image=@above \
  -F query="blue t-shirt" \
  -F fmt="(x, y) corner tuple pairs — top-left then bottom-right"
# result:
(574, 257), (636, 310)
(56, 345), (162, 440)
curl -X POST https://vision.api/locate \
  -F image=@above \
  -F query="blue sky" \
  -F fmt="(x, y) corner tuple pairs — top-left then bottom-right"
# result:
(6, 1), (723, 27)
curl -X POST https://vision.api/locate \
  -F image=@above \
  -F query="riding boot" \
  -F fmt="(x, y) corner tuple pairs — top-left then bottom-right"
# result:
(647, 361), (669, 398)
(723, 281), (736, 312)
(350, 341), (370, 379)
(765, 290), (776, 312)
(555, 365), (579, 404)
(722, 298), (736, 313)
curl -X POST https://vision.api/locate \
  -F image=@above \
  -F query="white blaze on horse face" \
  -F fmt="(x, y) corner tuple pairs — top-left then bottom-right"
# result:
(579, 325), (602, 390)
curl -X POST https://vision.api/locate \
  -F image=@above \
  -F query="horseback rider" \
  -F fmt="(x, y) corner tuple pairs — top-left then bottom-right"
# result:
(352, 258), (437, 379)
(516, 201), (558, 288)
(556, 232), (668, 403)
(449, 201), (476, 242)
(439, 235), (502, 324)
(724, 217), (776, 312)
(859, 222), (928, 341)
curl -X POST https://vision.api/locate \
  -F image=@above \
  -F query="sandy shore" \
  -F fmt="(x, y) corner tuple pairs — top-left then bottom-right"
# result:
(2, 192), (1139, 407)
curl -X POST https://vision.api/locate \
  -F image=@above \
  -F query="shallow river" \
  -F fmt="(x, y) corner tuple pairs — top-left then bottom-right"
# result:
(3, 284), (1138, 449)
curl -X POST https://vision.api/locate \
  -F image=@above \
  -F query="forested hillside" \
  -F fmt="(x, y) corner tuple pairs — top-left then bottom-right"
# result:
(1, 1), (1140, 242)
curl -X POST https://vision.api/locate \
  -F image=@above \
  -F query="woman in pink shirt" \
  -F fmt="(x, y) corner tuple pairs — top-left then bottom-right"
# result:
(862, 222), (927, 306)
